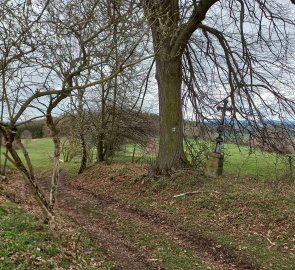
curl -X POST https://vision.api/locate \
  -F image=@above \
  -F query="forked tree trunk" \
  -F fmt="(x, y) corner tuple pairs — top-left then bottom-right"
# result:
(4, 130), (54, 222)
(155, 54), (188, 173)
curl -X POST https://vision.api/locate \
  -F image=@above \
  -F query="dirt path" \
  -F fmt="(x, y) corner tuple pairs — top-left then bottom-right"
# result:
(46, 182), (164, 270)
(38, 176), (261, 270)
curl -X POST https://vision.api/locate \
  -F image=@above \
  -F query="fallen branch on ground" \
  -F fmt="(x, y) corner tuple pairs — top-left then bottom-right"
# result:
(173, 190), (220, 198)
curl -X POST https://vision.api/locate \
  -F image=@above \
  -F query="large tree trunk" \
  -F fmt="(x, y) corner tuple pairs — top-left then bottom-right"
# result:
(141, 0), (217, 174)
(155, 54), (188, 173)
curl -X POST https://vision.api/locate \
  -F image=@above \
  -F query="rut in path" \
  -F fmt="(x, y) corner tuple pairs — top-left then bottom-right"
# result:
(41, 177), (261, 270)
(51, 184), (164, 270)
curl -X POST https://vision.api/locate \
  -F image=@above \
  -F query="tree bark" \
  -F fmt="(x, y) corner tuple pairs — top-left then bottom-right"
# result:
(46, 114), (61, 225)
(78, 133), (87, 174)
(3, 128), (53, 221)
(141, 0), (217, 173)
(155, 54), (188, 173)
(96, 133), (105, 162)
(49, 135), (60, 215)
(97, 83), (106, 162)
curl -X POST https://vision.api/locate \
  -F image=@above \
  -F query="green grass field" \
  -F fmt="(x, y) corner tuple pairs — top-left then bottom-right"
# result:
(120, 140), (294, 181)
(0, 138), (81, 175)
(1, 137), (294, 180)
(223, 143), (293, 180)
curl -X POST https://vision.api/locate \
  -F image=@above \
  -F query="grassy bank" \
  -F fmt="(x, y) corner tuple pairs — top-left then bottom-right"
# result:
(71, 162), (295, 269)
(0, 197), (112, 269)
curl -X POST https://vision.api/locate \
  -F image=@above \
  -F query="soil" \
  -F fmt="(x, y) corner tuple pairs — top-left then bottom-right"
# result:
(0, 163), (263, 270)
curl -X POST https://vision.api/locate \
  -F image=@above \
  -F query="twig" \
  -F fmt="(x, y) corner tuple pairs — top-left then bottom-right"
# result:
(266, 237), (276, 248)
(75, 232), (81, 262)
(173, 190), (220, 198)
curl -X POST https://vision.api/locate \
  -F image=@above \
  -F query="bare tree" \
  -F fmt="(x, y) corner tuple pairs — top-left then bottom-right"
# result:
(183, 1), (295, 153)
(0, 0), (49, 177)
(0, 0), (153, 222)
(0, 0), (57, 220)
(75, 0), (152, 164)
(140, 0), (218, 173)
(140, 0), (295, 173)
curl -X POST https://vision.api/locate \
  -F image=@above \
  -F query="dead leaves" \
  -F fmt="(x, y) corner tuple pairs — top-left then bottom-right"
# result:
(9, 251), (48, 266)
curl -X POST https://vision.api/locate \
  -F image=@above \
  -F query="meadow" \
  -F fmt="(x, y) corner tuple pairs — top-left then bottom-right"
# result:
(1, 137), (294, 181)
(120, 139), (293, 181)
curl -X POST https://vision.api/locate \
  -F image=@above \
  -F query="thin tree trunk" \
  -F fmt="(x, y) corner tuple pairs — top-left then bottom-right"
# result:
(97, 82), (106, 162)
(131, 144), (136, 163)
(46, 114), (61, 226)
(0, 132), (2, 174)
(2, 148), (8, 176)
(78, 133), (87, 174)
(4, 130), (53, 221)
(49, 135), (60, 215)
(96, 133), (105, 162)
(1, 69), (8, 177)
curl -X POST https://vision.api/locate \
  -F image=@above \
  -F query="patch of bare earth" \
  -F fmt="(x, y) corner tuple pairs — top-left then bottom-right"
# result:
(1, 162), (263, 270)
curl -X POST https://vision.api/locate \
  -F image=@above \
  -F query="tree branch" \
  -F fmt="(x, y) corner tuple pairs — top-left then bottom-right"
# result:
(171, 0), (218, 56)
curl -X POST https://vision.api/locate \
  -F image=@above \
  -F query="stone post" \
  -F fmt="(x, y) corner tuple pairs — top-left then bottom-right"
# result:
(204, 99), (232, 177)
(205, 152), (224, 177)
